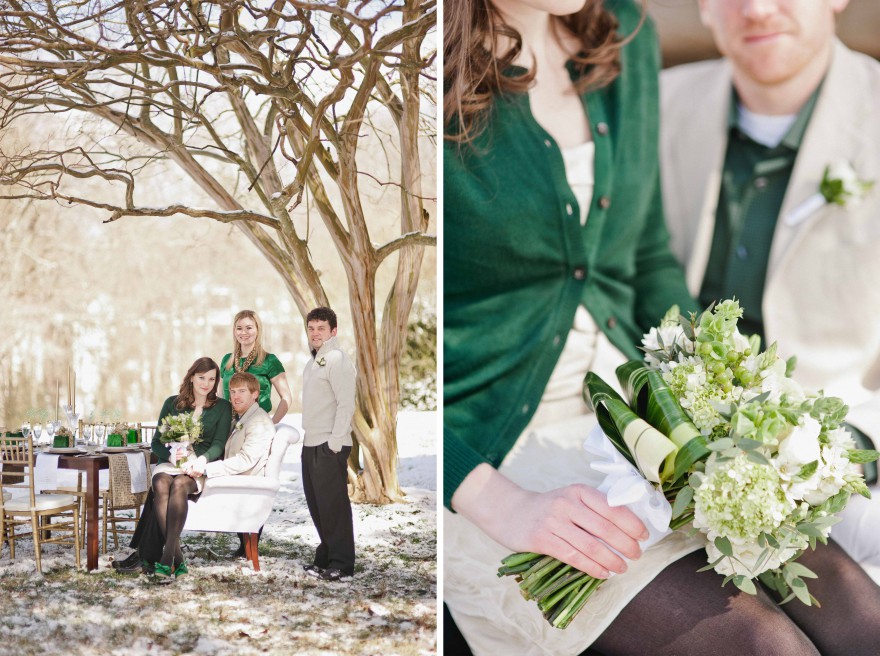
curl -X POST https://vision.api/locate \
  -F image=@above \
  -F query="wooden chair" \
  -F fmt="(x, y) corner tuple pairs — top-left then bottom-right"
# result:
(182, 424), (300, 571)
(0, 435), (81, 572)
(101, 452), (151, 553)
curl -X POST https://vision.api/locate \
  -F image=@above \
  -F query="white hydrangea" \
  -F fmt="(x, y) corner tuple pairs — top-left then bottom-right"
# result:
(693, 454), (793, 542)
(706, 537), (804, 578)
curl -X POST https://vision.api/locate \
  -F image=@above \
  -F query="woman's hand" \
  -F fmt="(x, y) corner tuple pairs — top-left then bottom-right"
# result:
(270, 372), (293, 424)
(451, 464), (649, 579)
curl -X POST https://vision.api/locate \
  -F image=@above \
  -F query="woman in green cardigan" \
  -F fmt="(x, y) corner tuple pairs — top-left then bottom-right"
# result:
(443, 1), (841, 654)
(148, 356), (232, 582)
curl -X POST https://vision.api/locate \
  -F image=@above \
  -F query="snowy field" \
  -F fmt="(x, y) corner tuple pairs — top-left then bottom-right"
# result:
(0, 412), (437, 656)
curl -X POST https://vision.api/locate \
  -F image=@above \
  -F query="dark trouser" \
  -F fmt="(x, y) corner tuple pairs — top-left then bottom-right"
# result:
(301, 443), (355, 575)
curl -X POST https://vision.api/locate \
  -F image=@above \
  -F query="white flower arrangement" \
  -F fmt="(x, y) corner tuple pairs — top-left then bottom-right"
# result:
(499, 299), (879, 628)
(785, 160), (874, 226)
(158, 412), (203, 468)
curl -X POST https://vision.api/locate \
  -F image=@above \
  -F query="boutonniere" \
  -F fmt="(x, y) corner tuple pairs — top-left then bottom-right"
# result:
(235, 421), (243, 431)
(317, 357), (327, 367)
(785, 161), (874, 227)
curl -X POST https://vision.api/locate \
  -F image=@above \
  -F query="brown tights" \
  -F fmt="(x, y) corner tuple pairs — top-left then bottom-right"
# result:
(589, 540), (880, 656)
(152, 473), (198, 568)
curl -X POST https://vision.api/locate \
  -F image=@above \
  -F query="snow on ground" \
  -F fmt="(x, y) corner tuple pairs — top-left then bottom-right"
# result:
(0, 412), (437, 656)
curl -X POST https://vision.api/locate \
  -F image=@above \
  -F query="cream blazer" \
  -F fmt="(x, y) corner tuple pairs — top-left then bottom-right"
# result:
(660, 40), (880, 437)
(204, 401), (275, 478)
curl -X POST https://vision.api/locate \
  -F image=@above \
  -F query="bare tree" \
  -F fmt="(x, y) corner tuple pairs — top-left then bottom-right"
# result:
(0, 0), (437, 504)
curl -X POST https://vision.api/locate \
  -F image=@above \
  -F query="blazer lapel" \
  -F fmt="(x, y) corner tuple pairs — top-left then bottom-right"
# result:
(769, 41), (871, 278)
(664, 61), (733, 297)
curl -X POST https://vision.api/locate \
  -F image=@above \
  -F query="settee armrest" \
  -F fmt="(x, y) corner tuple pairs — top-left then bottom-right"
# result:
(202, 475), (280, 494)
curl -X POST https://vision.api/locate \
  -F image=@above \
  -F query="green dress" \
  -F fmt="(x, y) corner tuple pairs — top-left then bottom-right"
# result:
(151, 395), (233, 466)
(220, 352), (285, 414)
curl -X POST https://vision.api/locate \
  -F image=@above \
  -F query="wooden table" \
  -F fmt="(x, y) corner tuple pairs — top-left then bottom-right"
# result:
(57, 453), (109, 571)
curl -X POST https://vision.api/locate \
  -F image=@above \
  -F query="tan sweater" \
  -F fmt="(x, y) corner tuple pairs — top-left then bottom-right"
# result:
(301, 336), (356, 451)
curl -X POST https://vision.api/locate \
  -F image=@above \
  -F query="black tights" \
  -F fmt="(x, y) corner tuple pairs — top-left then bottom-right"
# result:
(152, 473), (198, 568)
(590, 539), (880, 656)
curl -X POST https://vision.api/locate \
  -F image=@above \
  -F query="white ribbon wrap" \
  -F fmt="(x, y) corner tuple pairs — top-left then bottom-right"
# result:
(583, 424), (673, 554)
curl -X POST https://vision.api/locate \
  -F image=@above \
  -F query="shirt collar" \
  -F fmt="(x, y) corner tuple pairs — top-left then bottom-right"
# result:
(727, 82), (822, 151)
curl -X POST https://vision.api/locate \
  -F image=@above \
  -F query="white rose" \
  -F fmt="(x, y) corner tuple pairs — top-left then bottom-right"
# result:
(827, 160), (862, 198)
(777, 417), (822, 467)
(706, 539), (798, 578)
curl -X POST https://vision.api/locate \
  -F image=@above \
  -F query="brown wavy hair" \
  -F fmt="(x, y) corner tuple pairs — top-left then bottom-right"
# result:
(444, 0), (645, 143)
(176, 357), (221, 410)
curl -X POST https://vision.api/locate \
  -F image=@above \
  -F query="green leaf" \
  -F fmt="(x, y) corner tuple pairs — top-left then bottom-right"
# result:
(848, 477), (872, 499)
(732, 575), (757, 595)
(790, 578), (813, 606)
(796, 522), (825, 538)
(784, 562), (818, 580)
(795, 460), (819, 480)
(785, 355), (797, 377)
(714, 536), (733, 557)
(671, 485), (694, 519)
(672, 436), (710, 482)
(848, 449), (880, 464)
(707, 437), (735, 452)
(737, 437), (764, 451)
(745, 450), (772, 467)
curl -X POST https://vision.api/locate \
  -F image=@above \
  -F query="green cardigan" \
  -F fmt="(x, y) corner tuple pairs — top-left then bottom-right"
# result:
(443, 0), (696, 509)
(151, 395), (233, 465)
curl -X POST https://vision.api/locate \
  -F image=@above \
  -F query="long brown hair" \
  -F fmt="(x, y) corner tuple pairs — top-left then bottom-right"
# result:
(176, 357), (221, 410)
(444, 0), (643, 143)
(224, 309), (268, 371)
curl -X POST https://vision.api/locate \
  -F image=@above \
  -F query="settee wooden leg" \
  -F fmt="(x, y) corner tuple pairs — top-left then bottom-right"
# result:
(245, 532), (260, 571)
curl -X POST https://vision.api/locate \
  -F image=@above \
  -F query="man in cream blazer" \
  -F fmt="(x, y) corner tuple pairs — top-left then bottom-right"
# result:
(188, 371), (275, 478)
(660, 0), (880, 577)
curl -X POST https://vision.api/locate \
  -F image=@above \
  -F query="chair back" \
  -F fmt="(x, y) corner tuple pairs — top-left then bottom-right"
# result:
(138, 422), (157, 444)
(265, 424), (300, 480)
(0, 435), (36, 507)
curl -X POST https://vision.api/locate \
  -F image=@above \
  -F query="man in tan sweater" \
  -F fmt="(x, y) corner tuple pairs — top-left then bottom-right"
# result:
(301, 306), (357, 581)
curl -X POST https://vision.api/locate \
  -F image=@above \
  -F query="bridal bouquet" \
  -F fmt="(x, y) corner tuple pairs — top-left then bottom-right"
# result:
(157, 412), (202, 467)
(498, 299), (877, 629)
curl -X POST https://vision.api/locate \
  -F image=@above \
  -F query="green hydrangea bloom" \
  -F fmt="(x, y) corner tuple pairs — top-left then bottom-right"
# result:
(694, 454), (792, 541)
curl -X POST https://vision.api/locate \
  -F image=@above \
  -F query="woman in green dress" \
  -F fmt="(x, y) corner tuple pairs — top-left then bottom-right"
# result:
(220, 310), (292, 424)
(148, 356), (232, 581)
(220, 309), (292, 556)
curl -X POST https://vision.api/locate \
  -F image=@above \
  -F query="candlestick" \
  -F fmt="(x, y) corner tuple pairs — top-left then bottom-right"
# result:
(67, 366), (71, 407)
(73, 370), (76, 412)
(55, 380), (59, 422)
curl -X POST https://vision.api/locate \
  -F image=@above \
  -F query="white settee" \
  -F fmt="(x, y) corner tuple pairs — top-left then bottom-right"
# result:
(183, 423), (300, 571)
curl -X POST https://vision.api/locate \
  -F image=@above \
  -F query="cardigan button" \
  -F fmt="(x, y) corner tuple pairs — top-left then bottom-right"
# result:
(565, 203), (574, 216)
(573, 267), (586, 280)
(596, 122), (609, 136)
(607, 316), (618, 329)
(598, 196), (611, 210)
(543, 139), (552, 148)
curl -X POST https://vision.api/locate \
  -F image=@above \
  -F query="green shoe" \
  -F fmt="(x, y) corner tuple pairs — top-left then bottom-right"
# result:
(174, 561), (189, 578)
(152, 563), (174, 584)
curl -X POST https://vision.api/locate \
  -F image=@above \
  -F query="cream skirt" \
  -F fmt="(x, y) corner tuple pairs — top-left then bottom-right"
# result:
(444, 318), (706, 655)
(152, 462), (205, 494)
